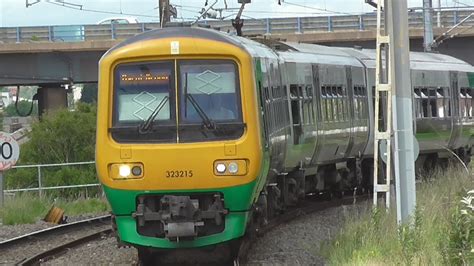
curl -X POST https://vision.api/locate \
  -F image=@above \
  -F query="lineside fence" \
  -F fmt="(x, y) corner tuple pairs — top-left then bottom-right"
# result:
(0, 10), (473, 43)
(3, 161), (100, 198)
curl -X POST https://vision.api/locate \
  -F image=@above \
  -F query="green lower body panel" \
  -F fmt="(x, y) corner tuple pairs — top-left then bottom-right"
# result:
(115, 212), (249, 248)
(102, 181), (257, 248)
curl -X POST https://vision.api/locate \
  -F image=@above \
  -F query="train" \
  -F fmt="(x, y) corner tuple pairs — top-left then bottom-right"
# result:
(95, 27), (474, 263)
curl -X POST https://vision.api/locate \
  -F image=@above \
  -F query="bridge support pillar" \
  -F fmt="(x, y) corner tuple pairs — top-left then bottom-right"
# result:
(37, 85), (68, 117)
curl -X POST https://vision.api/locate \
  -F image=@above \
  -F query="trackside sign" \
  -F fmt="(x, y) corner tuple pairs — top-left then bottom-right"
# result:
(0, 132), (20, 171)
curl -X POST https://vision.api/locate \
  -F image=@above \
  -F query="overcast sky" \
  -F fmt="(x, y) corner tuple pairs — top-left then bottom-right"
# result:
(0, 0), (473, 27)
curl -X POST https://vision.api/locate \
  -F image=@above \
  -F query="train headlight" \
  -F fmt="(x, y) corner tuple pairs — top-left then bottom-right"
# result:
(213, 160), (248, 176)
(131, 166), (142, 176)
(119, 165), (131, 177)
(216, 163), (226, 173)
(228, 162), (239, 174)
(109, 163), (144, 180)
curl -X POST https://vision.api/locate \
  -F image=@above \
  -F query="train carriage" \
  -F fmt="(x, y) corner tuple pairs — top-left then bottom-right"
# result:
(96, 27), (474, 263)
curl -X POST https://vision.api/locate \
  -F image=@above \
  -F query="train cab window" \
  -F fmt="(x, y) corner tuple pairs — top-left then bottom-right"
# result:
(178, 60), (244, 142)
(111, 61), (176, 143)
(257, 81), (269, 141)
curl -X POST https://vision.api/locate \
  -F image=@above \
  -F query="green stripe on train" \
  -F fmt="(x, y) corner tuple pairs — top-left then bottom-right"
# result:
(103, 181), (258, 248)
(469, 72), (474, 88)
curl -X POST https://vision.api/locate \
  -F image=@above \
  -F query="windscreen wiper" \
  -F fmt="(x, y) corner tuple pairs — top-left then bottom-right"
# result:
(139, 96), (169, 134)
(184, 73), (216, 130)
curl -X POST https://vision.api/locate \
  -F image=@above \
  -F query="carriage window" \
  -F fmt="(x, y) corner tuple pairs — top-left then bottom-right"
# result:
(436, 88), (445, 118)
(305, 85), (314, 125)
(331, 86), (339, 122)
(420, 88), (429, 118)
(353, 85), (367, 121)
(460, 88), (473, 119)
(468, 89), (473, 119)
(414, 87), (450, 119)
(428, 89), (437, 117)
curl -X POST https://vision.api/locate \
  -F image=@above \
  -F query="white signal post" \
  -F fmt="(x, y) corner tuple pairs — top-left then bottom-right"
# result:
(0, 132), (20, 208)
(373, 0), (417, 224)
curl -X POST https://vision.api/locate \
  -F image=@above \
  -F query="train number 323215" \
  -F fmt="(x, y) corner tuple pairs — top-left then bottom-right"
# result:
(165, 170), (193, 178)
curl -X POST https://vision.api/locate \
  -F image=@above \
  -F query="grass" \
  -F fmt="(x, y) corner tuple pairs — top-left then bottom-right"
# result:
(321, 166), (474, 265)
(0, 193), (110, 225)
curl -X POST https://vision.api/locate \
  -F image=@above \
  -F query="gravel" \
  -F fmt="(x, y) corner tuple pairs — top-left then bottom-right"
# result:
(38, 200), (370, 265)
(44, 236), (137, 266)
(245, 199), (370, 265)
(0, 202), (369, 266)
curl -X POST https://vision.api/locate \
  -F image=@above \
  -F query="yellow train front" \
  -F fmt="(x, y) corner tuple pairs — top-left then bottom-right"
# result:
(96, 27), (264, 259)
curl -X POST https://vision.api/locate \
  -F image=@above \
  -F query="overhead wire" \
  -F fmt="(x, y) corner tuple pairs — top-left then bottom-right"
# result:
(281, 0), (357, 15)
(44, 1), (159, 18)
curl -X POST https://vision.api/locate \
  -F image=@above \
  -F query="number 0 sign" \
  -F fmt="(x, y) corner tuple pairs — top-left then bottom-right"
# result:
(0, 132), (20, 171)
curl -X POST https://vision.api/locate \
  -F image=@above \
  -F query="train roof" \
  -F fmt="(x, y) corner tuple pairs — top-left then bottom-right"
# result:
(278, 42), (363, 67)
(108, 27), (474, 73)
(108, 27), (248, 54)
(339, 47), (474, 72)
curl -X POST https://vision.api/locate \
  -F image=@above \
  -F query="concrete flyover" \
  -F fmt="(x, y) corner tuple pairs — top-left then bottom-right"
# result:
(0, 9), (473, 86)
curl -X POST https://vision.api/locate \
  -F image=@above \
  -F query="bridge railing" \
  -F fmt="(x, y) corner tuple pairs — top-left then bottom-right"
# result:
(0, 10), (473, 44)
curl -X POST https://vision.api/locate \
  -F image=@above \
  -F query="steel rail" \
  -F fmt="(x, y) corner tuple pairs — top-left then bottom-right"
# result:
(19, 228), (112, 266)
(0, 214), (111, 249)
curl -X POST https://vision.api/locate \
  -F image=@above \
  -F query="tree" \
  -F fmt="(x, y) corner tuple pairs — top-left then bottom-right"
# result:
(5, 103), (97, 192)
(19, 103), (96, 164)
(80, 83), (98, 104)
(3, 101), (38, 117)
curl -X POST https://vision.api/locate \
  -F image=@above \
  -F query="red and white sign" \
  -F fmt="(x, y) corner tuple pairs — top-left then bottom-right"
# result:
(0, 132), (20, 171)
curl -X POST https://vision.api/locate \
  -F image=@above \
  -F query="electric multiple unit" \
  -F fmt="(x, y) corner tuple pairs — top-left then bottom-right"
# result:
(96, 27), (474, 262)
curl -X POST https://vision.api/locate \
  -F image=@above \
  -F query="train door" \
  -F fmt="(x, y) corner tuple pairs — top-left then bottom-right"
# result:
(448, 71), (461, 149)
(310, 64), (323, 165)
(345, 66), (355, 157)
(266, 59), (287, 173)
(255, 58), (270, 150)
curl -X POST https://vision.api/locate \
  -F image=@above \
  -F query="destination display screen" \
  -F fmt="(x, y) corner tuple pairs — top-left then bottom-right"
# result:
(119, 72), (170, 86)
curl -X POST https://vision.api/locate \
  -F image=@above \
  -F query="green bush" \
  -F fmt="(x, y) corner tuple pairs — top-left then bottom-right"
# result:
(5, 103), (97, 198)
(442, 190), (474, 265)
(19, 103), (96, 164)
(321, 167), (473, 265)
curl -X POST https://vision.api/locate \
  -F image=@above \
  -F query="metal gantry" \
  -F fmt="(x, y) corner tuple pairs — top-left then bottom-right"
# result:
(373, 0), (393, 208)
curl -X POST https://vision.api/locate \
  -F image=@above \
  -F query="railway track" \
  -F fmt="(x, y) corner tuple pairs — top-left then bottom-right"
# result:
(0, 215), (112, 265)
